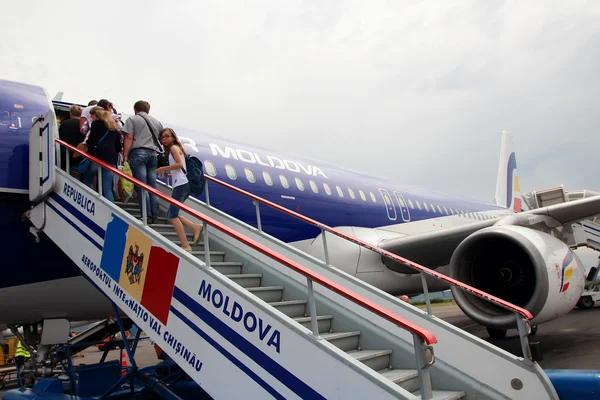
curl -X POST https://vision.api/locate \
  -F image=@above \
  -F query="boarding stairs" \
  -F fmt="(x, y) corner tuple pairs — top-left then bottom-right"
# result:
(25, 114), (559, 399)
(522, 185), (600, 251)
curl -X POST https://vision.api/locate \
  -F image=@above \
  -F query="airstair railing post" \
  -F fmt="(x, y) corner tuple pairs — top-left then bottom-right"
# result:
(420, 272), (433, 315)
(253, 200), (262, 232)
(66, 148), (70, 172)
(321, 229), (330, 267)
(306, 278), (320, 338)
(516, 315), (533, 365)
(413, 333), (434, 400)
(141, 189), (148, 226)
(203, 222), (211, 269)
(97, 164), (103, 196)
(204, 180), (211, 206)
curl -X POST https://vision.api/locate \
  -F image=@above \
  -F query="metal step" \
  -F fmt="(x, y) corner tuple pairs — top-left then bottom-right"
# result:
(347, 349), (392, 371)
(294, 314), (333, 333)
(225, 273), (262, 288)
(185, 251), (225, 262)
(413, 390), (466, 400)
(161, 231), (200, 239)
(269, 300), (307, 318)
(150, 224), (179, 232)
(127, 213), (169, 223)
(246, 286), (283, 303)
(320, 331), (361, 351)
(378, 368), (419, 392)
(114, 202), (139, 209)
(209, 261), (243, 275)
(170, 240), (205, 248)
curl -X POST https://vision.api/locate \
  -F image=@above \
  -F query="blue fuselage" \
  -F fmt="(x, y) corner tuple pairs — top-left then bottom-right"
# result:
(0, 79), (509, 291)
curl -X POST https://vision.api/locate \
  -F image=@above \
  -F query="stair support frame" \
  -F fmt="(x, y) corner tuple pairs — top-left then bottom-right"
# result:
(413, 334), (434, 400)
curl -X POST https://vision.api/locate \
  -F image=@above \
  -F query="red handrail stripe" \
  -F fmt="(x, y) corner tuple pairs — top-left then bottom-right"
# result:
(203, 176), (534, 320)
(56, 139), (438, 345)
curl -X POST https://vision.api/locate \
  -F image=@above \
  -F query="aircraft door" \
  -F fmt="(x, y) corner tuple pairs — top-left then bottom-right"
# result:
(29, 110), (56, 202)
(393, 191), (411, 222)
(379, 188), (397, 221)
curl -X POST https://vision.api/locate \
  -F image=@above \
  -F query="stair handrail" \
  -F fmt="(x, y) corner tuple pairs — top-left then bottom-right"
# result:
(56, 139), (438, 348)
(201, 175), (534, 320)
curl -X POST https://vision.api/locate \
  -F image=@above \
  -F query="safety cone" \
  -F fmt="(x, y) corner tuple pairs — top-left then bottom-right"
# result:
(121, 350), (129, 376)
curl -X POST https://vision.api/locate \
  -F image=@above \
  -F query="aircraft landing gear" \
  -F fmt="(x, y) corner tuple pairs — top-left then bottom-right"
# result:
(486, 327), (507, 339)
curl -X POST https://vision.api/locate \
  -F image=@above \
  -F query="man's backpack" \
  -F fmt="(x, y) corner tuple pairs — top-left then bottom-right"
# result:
(183, 155), (206, 195)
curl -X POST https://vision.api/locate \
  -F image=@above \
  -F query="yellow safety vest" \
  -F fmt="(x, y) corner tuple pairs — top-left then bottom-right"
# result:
(15, 341), (30, 358)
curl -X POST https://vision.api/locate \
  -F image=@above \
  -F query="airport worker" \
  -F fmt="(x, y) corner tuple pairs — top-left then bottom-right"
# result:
(14, 340), (30, 369)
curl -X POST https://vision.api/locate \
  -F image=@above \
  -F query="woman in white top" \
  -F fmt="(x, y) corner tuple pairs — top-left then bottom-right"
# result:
(156, 128), (202, 252)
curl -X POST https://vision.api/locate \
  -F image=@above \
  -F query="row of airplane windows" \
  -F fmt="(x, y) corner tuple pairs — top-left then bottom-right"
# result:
(203, 161), (496, 220)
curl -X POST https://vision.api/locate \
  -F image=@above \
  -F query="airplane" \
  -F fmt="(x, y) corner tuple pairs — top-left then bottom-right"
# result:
(0, 77), (598, 341)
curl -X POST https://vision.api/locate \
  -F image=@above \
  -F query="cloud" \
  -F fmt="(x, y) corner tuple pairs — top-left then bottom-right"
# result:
(1, 0), (599, 202)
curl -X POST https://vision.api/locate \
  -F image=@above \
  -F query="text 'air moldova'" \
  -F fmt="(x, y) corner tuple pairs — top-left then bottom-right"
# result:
(210, 143), (328, 179)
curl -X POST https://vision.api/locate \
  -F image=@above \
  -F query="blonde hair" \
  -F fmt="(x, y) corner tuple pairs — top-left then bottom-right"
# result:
(69, 105), (82, 117)
(90, 106), (119, 131)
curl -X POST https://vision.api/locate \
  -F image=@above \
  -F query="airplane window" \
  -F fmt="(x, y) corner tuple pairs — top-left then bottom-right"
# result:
(323, 183), (332, 195)
(448, 208), (454, 215)
(398, 197), (406, 207)
(245, 168), (256, 183)
(225, 164), (237, 180)
(443, 206), (448, 215)
(370, 192), (377, 202)
(423, 202), (429, 211)
(416, 200), (422, 210)
(336, 186), (344, 197)
(295, 177), (305, 191)
(437, 205), (442, 214)
(280, 174), (290, 189)
(348, 188), (356, 199)
(408, 199), (414, 209)
(309, 180), (319, 193)
(204, 161), (217, 177)
(383, 194), (392, 206)
(359, 190), (367, 201)
(430, 204), (436, 213)
(262, 171), (273, 186)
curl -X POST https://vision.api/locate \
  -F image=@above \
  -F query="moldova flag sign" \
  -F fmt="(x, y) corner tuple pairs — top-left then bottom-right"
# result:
(100, 215), (180, 325)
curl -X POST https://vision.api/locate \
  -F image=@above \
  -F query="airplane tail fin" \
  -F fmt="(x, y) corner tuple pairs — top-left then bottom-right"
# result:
(493, 130), (522, 212)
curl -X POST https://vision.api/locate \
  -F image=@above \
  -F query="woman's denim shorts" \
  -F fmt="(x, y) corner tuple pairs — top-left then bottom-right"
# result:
(167, 183), (191, 219)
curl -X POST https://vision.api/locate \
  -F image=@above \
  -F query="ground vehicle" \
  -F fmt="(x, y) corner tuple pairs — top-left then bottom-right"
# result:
(576, 257), (600, 309)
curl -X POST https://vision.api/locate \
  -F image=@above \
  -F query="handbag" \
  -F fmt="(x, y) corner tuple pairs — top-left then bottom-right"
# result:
(77, 130), (110, 174)
(138, 114), (169, 168)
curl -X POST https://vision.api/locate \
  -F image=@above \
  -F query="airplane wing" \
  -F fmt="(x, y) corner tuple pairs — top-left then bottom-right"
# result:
(529, 193), (600, 224)
(379, 194), (600, 271)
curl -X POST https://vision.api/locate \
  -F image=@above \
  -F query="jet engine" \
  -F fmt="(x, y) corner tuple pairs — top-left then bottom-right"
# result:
(449, 225), (586, 330)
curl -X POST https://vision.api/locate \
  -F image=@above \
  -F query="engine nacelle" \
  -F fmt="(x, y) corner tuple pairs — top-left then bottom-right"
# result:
(449, 225), (586, 329)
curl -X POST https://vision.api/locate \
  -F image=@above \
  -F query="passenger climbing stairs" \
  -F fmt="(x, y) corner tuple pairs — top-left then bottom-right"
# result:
(26, 117), (560, 399)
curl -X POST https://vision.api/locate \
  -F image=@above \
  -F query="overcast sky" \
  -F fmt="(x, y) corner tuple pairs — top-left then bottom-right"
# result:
(2, 1), (599, 203)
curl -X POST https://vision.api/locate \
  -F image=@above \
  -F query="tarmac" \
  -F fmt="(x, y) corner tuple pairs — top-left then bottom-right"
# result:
(1, 305), (599, 396)
(427, 302), (600, 370)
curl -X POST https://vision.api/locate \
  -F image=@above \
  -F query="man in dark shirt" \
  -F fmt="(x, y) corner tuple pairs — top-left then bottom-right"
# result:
(59, 105), (83, 179)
